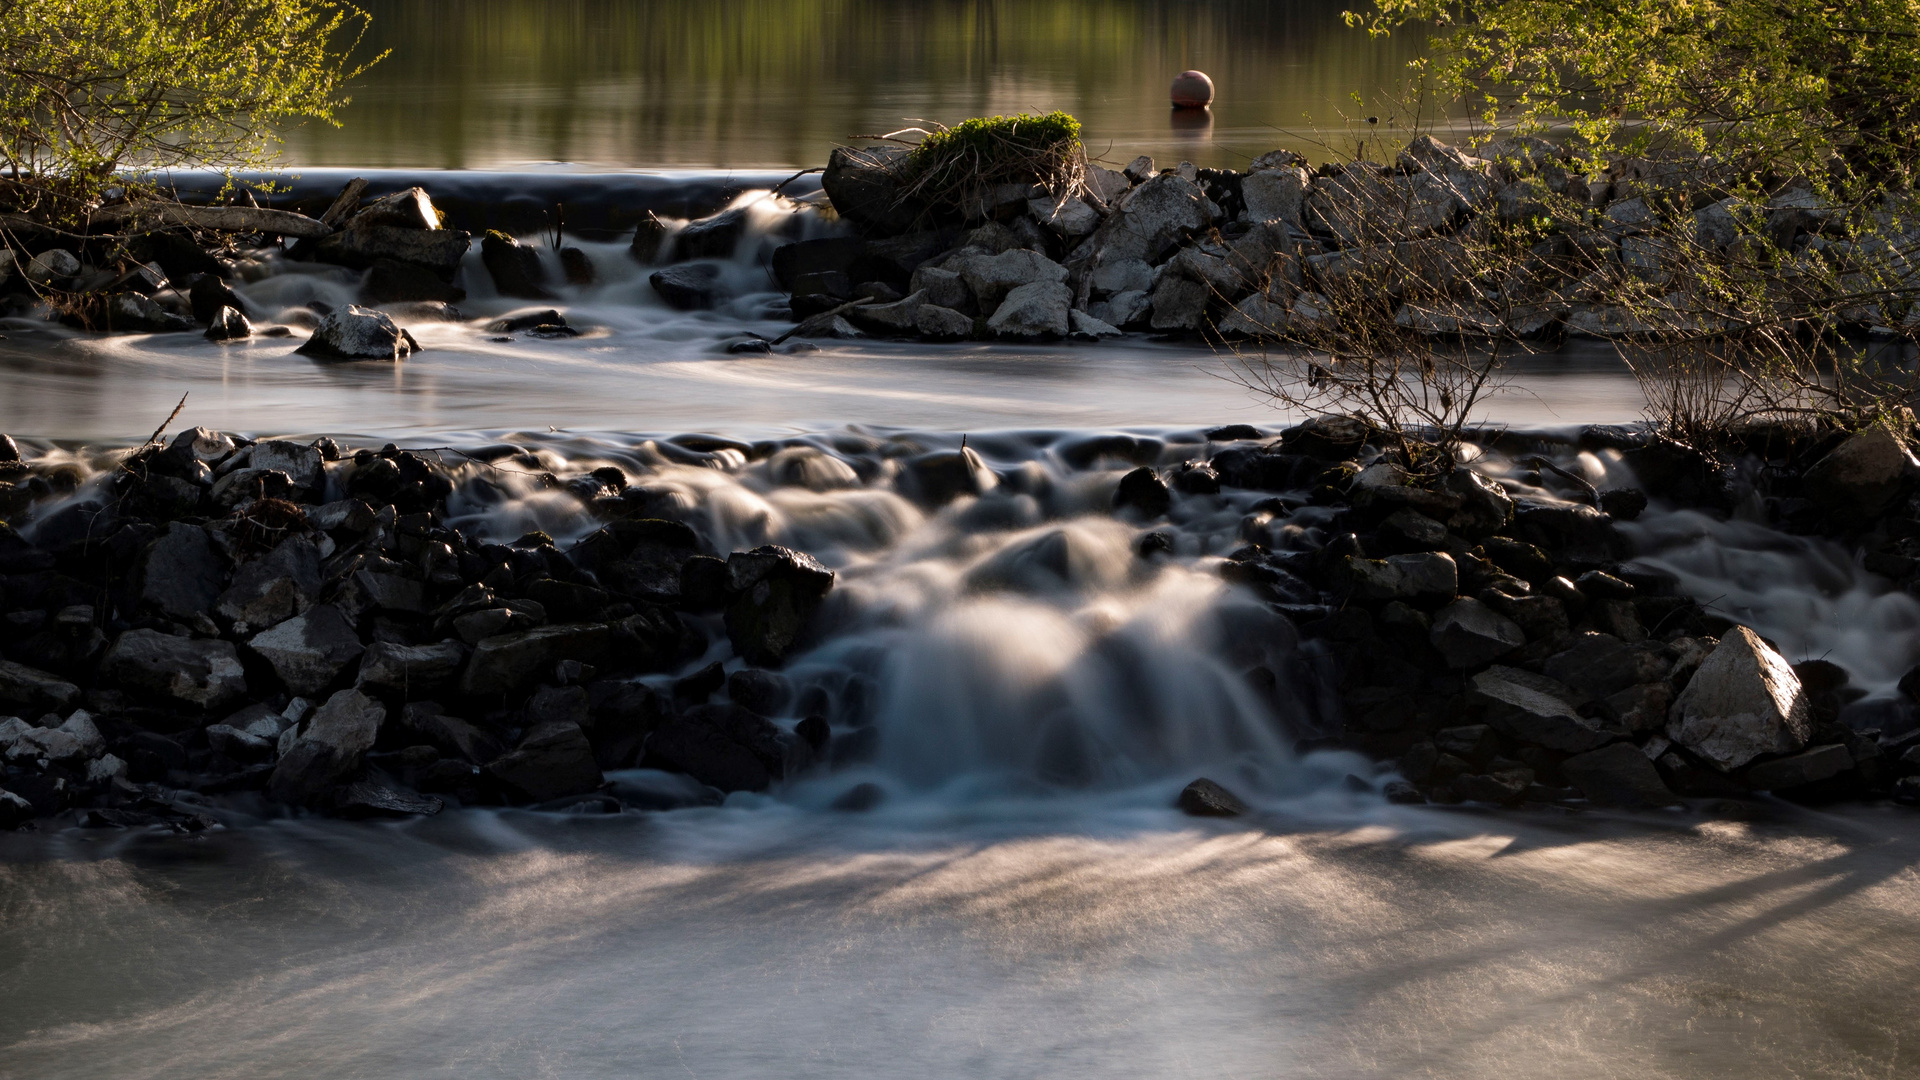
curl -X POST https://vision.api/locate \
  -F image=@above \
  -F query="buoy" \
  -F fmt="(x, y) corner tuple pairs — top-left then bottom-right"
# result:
(1171, 70), (1214, 110)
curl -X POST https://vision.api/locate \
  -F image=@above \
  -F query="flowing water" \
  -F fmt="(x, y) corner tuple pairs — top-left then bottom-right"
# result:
(3, 169), (1920, 1077)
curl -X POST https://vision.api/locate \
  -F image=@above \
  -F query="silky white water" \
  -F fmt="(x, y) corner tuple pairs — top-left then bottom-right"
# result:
(2, 173), (1917, 1079)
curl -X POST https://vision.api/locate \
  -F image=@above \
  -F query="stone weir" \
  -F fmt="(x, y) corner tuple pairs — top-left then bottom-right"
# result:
(1, 415), (1918, 831)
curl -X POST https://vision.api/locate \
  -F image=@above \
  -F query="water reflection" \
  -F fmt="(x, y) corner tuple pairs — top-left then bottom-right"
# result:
(284, 0), (1422, 170)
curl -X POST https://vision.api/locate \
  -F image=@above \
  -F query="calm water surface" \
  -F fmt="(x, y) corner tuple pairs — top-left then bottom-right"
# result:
(287, 0), (1424, 171)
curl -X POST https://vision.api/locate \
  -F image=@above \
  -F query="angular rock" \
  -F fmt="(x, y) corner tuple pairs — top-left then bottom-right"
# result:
(247, 605), (366, 696)
(846, 289), (928, 334)
(1472, 665), (1617, 753)
(400, 702), (504, 764)
(350, 187), (441, 231)
(481, 232), (554, 299)
(296, 305), (418, 361)
(305, 687), (385, 756)
(206, 722), (274, 762)
(1027, 195), (1100, 238)
(1218, 294), (1289, 338)
(951, 248), (1068, 308)
(248, 440), (325, 492)
(140, 523), (227, 622)
(1430, 598), (1526, 667)
(1543, 632), (1671, 700)
(215, 537), (323, 632)
(268, 688), (385, 805)
(1113, 466), (1171, 517)
(26, 249), (80, 286)
(1067, 309), (1122, 340)
(644, 713), (774, 792)
(649, 262), (726, 310)
(1744, 743), (1854, 791)
(1445, 468), (1513, 537)
(987, 280), (1072, 338)
(907, 264), (973, 311)
(1148, 275), (1210, 331)
(460, 623), (615, 698)
(1087, 174), (1214, 263)
(356, 640), (467, 696)
(0, 660), (80, 713)
(1560, 742), (1677, 806)
(312, 223), (471, 276)
(333, 783), (444, 818)
(1089, 289), (1151, 328)
(674, 208), (750, 260)
(725, 545), (835, 666)
(0, 788), (31, 828)
(105, 292), (195, 332)
(99, 630), (247, 710)
(914, 303), (975, 341)
(487, 721), (604, 801)
(821, 145), (921, 235)
(1344, 552), (1458, 601)
(1801, 426), (1917, 520)
(205, 304), (253, 341)
(1241, 166), (1310, 227)
(1667, 626), (1811, 771)
(1177, 777), (1248, 817)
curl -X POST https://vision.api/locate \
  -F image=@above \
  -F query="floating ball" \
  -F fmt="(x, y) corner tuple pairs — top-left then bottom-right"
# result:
(1171, 70), (1214, 109)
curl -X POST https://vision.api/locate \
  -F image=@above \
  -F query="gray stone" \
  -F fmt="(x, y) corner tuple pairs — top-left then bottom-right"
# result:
(268, 689), (385, 805)
(1543, 633), (1672, 700)
(1149, 275), (1211, 331)
(356, 640), (467, 696)
(296, 305), (418, 361)
(1801, 426), (1917, 520)
(247, 605), (366, 696)
(25, 249), (80, 286)
(1241, 166), (1310, 227)
(86, 754), (128, 783)
(247, 440), (325, 492)
(988, 281), (1072, 339)
(215, 537), (322, 632)
(401, 702), (504, 764)
(1089, 258), (1156, 297)
(1217, 294), (1290, 338)
(1445, 467), (1514, 537)
(304, 688), (385, 757)
(1084, 164), (1132, 206)
(1087, 174), (1213, 263)
(1089, 289), (1152, 328)
(820, 145), (920, 234)
(1177, 777), (1248, 817)
(1067, 309), (1122, 340)
(1667, 626), (1811, 771)
(1430, 598), (1526, 667)
(334, 782), (444, 817)
(907, 265), (973, 311)
(914, 304), (976, 341)
(847, 289), (928, 334)
(1560, 742), (1677, 806)
(58, 710), (104, 757)
(0, 659), (80, 713)
(209, 467), (294, 510)
(1744, 743), (1854, 790)
(8, 725), (83, 763)
(1472, 665), (1617, 752)
(952, 248), (1069, 308)
(99, 630), (247, 709)
(1027, 195), (1100, 238)
(106, 292), (195, 332)
(1603, 682), (1672, 734)
(486, 721), (604, 801)
(141, 524), (227, 622)
(460, 623), (615, 698)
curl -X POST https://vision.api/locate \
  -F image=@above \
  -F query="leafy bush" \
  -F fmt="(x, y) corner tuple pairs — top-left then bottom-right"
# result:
(0, 0), (383, 221)
(1353, 0), (1920, 190)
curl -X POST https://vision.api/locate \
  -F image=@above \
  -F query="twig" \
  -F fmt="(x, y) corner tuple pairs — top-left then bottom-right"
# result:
(144, 392), (188, 449)
(766, 168), (825, 198)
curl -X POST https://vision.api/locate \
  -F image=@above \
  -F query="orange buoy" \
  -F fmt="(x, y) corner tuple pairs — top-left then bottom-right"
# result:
(1171, 70), (1214, 109)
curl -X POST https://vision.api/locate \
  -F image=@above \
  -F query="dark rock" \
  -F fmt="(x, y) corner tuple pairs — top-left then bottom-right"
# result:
(1281, 415), (1369, 460)
(205, 722), (273, 762)
(269, 688), (385, 805)
(643, 703), (796, 793)
(1598, 488), (1648, 520)
(567, 518), (703, 603)
(1481, 536), (1556, 582)
(247, 605), (366, 696)
(313, 223), (472, 277)
(1542, 632), (1671, 699)
(1800, 426), (1917, 522)
(1375, 508), (1447, 553)
(1344, 552), (1458, 601)
(1113, 466), (1171, 518)
(1560, 742), (1676, 806)
(487, 721), (603, 801)
(99, 630), (248, 710)
(356, 640), (467, 696)
(333, 782), (443, 818)
(140, 523), (227, 622)
(480, 232), (554, 299)
(0, 788), (33, 828)
(1429, 598), (1526, 667)
(725, 546), (835, 666)
(0, 659), (80, 713)
(204, 305), (253, 341)
(772, 237), (866, 291)
(399, 702), (503, 764)
(673, 660), (727, 704)
(1177, 777), (1249, 816)
(215, 536), (322, 632)
(350, 187), (441, 230)
(189, 274), (245, 325)
(821, 145), (922, 235)
(1577, 570), (1636, 600)
(1472, 665), (1619, 752)
(674, 208), (750, 260)
(1743, 743), (1854, 790)
(1445, 468), (1514, 537)
(559, 247), (596, 285)
(363, 258), (466, 304)
(727, 668), (792, 716)
(795, 713), (830, 749)
(904, 447), (996, 504)
(460, 623), (615, 698)
(1170, 460), (1221, 494)
(649, 262), (726, 310)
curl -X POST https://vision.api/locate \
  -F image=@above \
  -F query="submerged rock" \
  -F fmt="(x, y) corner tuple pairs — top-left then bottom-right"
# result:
(649, 262), (726, 310)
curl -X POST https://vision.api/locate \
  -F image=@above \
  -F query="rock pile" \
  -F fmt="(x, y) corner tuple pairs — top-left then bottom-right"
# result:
(0, 429), (836, 830)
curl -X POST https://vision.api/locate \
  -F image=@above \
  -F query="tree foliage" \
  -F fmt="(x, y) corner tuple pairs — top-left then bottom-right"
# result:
(0, 0), (383, 217)
(1352, 0), (1920, 189)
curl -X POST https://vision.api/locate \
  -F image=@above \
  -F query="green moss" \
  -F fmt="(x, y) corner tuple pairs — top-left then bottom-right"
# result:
(905, 111), (1082, 172)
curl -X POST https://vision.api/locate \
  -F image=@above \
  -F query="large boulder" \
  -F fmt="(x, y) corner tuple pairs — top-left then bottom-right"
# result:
(724, 546), (835, 666)
(1667, 626), (1811, 770)
(487, 721), (604, 801)
(350, 187), (441, 230)
(215, 536), (322, 633)
(313, 223), (471, 277)
(268, 688), (385, 805)
(674, 208), (751, 260)
(98, 630), (247, 710)
(480, 232), (554, 299)
(1800, 426), (1917, 521)
(821, 145), (922, 235)
(949, 248), (1068, 309)
(568, 518), (704, 603)
(1148, 275), (1210, 331)
(987, 281), (1072, 338)
(296, 305), (419, 361)
(247, 605), (367, 696)
(1085, 174), (1214, 263)
(1241, 166), (1310, 228)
